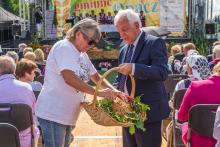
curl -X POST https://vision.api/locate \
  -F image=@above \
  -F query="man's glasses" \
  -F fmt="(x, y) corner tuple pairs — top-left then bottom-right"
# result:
(80, 31), (98, 46)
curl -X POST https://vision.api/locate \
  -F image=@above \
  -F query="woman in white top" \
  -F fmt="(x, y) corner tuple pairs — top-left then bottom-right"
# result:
(36, 18), (128, 147)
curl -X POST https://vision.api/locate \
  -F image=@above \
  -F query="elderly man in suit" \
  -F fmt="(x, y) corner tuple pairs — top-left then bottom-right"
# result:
(114, 9), (170, 147)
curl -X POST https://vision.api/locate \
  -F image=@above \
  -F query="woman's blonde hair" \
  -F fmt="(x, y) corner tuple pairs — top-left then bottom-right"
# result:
(34, 48), (45, 61)
(213, 62), (220, 76)
(24, 52), (36, 61)
(23, 47), (33, 55)
(66, 18), (101, 42)
(170, 45), (181, 56)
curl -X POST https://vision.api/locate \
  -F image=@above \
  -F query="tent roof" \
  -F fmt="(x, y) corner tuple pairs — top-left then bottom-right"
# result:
(0, 6), (26, 22)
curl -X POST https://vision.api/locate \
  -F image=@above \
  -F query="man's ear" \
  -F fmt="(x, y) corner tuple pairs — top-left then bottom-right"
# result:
(134, 22), (140, 29)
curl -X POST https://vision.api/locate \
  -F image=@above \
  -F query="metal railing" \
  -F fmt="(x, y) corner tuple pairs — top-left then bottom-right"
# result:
(1, 48), (19, 54)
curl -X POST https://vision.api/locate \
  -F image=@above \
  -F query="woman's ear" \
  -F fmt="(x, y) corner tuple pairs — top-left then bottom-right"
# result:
(75, 31), (82, 38)
(24, 72), (30, 78)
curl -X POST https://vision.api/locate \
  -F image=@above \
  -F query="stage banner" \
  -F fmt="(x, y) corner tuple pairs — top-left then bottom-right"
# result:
(51, 0), (186, 37)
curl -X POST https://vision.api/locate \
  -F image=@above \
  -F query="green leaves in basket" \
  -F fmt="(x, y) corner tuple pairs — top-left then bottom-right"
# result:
(98, 96), (150, 135)
(129, 124), (135, 135)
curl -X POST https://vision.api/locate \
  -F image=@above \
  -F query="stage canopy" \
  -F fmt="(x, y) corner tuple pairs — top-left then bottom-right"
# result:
(0, 6), (26, 23)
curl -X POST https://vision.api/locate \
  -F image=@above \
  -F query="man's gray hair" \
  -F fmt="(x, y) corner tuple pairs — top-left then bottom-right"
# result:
(0, 56), (16, 76)
(6, 51), (19, 62)
(66, 18), (101, 42)
(213, 45), (220, 59)
(114, 9), (142, 27)
(18, 43), (27, 51)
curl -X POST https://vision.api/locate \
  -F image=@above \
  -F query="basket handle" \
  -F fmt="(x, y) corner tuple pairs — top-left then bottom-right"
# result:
(93, 67), (136, 105)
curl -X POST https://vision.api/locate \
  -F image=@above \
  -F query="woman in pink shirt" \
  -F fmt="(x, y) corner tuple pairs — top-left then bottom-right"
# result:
(178, 62), (220, 147)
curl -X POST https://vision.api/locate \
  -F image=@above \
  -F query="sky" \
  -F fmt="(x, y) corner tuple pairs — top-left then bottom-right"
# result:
(213, 0), (220, 17)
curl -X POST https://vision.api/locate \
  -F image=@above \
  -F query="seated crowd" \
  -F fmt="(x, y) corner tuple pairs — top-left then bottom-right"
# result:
(1, 39), (220, 147)
(166, 41), (220, 147)
(0, 43), (45, 147)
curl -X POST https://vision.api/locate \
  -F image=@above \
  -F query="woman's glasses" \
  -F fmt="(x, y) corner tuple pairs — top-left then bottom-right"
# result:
(80, 31), (98, 46)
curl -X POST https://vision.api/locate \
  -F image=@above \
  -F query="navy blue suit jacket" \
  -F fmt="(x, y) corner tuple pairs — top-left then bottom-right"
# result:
(118, 32), (170, 123)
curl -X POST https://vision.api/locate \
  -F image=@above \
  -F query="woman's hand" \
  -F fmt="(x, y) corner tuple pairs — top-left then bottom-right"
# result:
(97, 89), (133, 103)
(97, 88), (114, 99)
(116, 91), (133, 103)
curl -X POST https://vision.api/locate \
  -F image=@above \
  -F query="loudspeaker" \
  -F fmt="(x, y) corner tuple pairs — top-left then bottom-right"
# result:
(12, 24), (21, 35)
(205, 23), (215, 34)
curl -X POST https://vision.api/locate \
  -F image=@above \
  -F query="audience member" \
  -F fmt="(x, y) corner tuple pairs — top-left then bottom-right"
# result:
(180, 43), (197, 74)
(90, 10), (97, 21)
(106, 12), (113, 24)
(209, 45), (220, 71)
(98, 9), (106, 24)
(18, 43), (27, 60)
(169, 45), (182, 73)
(182, 43), (196, 56)
(178, 62), (220, 147)
(23, 47), (34, 56)
(6, 51), (19, 63)
(169, 55), (211, 108)
(84, 12), (90, 19)
(34, 48), (46, 75)
(112, 10), (118, 21)
(139, 10), (146, 27)
(24, 52), (36, 61)
(16, 59), (42, 91)
(207, 41), (220, 62)
(0, 56), (39, 147)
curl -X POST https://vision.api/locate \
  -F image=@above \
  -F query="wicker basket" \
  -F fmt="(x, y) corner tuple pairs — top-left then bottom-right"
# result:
(82, 67), (136, 127)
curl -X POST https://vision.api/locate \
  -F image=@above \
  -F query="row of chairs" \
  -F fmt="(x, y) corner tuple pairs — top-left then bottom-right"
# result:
(162, 74), (189, 145)
(164, 74), (219, 147)
(0, 123), (20, 147)
(0, 103), (34, 147)
(170, 88), (219, 147)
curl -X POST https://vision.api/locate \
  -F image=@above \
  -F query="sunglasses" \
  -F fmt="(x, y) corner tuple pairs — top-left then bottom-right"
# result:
(80, 31), (98, 46)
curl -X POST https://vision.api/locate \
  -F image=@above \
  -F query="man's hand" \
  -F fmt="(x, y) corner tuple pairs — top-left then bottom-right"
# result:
(118, 63), (132, 75)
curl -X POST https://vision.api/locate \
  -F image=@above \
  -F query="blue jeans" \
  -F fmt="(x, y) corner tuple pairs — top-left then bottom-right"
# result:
(38, 117), (74, 147)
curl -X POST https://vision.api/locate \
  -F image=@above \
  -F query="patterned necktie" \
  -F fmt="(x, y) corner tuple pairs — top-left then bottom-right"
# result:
(118, 44), (134, 91)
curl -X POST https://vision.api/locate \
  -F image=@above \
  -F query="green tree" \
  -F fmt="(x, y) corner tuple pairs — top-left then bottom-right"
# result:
(0, 0), (19, 16)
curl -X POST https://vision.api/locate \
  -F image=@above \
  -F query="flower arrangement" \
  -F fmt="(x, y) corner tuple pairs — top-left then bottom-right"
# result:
(99, 62), (112, 69)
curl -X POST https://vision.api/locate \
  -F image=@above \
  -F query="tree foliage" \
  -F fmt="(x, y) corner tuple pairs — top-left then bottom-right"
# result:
(0, 0), (19, 16)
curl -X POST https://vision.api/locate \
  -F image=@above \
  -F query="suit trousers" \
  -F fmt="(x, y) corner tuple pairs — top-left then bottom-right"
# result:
(123, 121), (162, 147)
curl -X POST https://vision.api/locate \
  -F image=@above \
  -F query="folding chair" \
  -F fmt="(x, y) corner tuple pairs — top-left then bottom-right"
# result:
(0, 123), (20, 147)
(172, 89), (187, 147)
(164, 74), (188, 100)
(187, 104), (220, 147)
(0, 103), (35, 147)
(35, 75), (44, 85)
